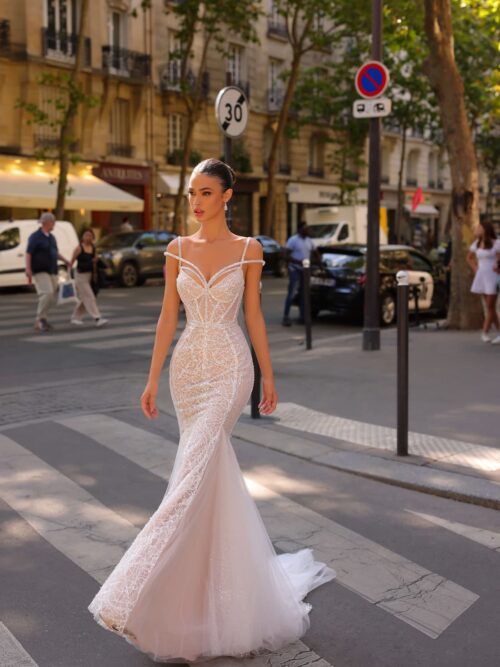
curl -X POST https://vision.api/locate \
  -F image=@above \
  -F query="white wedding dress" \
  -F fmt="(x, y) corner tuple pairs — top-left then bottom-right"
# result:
(88, 236), (336, 662)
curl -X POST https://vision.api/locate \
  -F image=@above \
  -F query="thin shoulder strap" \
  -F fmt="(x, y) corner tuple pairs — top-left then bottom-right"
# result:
(178, 236), (182, 262)
(241, 236), (251, 263)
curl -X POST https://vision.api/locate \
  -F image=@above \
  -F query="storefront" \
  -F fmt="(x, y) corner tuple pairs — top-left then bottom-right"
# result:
(0, 157), (144, 235)
(92, 162), (151, 232)
(286, 181), (344, 238)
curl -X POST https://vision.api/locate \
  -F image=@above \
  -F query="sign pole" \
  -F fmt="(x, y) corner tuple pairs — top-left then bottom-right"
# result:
(363, 0), (382, 352)
(224, 72), (233, 228)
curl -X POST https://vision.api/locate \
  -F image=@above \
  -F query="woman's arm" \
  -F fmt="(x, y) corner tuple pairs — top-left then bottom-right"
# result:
(141, 239), (181, 419)
(243, 239), (278, 415)
(466, 250), (477, 273)
(69, 245), (81, 267)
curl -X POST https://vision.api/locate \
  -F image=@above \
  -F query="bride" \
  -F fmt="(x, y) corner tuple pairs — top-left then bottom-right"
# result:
(88, 158), (335, 662)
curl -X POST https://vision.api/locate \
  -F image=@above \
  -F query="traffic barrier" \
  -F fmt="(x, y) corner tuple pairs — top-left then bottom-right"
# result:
(302, 258), (312, 350)
(396, 270), (409, 456)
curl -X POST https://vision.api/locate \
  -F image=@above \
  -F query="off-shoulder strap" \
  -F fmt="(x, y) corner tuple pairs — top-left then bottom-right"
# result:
(240, 236), (251, 262)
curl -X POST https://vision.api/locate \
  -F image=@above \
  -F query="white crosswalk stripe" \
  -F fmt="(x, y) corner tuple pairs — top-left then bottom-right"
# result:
(405, 510), (500, 551)
(57, 414), (479, 638)
(259, 402), (500, 473)
(0, 622), (39, 667)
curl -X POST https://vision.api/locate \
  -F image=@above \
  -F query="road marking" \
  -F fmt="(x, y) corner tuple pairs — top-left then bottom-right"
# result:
(0, 433), (137, 584)
(0, 622), (39, 667)
(405, 510), (500, 552)
(265, 402), (500, 473)
(207, 640), (333, 667)
(76, 334), (156, 350)
(59, 414), (479, 638)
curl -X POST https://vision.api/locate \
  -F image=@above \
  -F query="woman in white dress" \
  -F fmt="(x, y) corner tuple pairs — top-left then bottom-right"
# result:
(466, 220), (500, 344)
(88, 159), (336, 662)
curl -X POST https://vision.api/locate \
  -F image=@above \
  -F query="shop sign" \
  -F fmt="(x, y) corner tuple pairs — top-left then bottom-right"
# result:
(287, 182), (340, 204)
(93, 163), (151, 185)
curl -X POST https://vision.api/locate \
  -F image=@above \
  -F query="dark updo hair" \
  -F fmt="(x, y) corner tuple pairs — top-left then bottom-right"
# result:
(193, 158), (236, 192)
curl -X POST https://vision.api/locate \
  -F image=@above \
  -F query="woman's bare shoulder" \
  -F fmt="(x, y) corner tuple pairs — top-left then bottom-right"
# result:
(244, 237), (263, 260)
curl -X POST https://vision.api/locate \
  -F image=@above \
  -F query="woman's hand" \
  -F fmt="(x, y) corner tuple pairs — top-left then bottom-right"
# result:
(259, 377), (278, 415)
(141, 382), (159, 419)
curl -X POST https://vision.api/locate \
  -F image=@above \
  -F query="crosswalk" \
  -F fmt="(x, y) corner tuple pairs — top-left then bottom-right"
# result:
(1, 408), (494, 666)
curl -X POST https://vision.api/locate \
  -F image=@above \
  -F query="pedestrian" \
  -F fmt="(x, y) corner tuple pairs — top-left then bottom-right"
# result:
(282, 222), (316, 326)
(466, 220), (500, 344)
(70, 228), (108, 327)
(25, 212), (71, 332)
(88, 158), (335, 661)
(120, 216), (133, 232)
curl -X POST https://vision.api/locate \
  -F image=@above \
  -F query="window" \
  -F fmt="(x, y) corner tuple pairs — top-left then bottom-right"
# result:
(381, 146), (391, 183)
(406, 149), (419, 186)
(0, 227), (20, 251)
(138, 233), (157, 247)
(168, 114), (184, 155)
(44, 0), (78, 56)
(167, 30), (181, 84)
(338, 224), (349, 241)
(268, 59), (283, 110)
(227, 44), (244, 85)
(35, 84), (66, 148)
(428, 152), (437, 188)
(308, 134), (325, 177)
(109, 98), (131, 156)
(110, 10), (126, 50)
(409, 251), (432, 272)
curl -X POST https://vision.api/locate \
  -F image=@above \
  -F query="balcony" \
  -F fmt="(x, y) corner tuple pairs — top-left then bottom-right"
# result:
(381, 175), (390, 184)
(107, 143), (134, 158)
(267, 87), (284, 112)
(159, 63), (209, 97)
(0, 19), (10, 50)
(267, 19), (288, 40)
(406, 177), (418, 187)
(308, 167), (325, 178)
(428, 179), (436, 188)
(102, 46), (151, 79)
(437, 179), (444, 190)
(35, 135), (78, 152)
(0, 19), (27, 59)
(279, 163), (291, 175)
(41, 28), (91, 66)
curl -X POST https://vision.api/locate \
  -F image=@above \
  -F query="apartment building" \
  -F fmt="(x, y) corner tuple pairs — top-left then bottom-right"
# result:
(0, 0), (488, 244)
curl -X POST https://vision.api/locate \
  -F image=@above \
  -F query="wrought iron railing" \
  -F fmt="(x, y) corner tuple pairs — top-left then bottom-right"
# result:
(41, 28), (91, 66)
(406, 177), (418, 187)
(102, 46), (151, 78)
(159, 64), (209, 97)
(267, 87), (284, 112)
(267, 20), (288, 39)
(107, 143), (134, 158)
(308, 167), (325, 178)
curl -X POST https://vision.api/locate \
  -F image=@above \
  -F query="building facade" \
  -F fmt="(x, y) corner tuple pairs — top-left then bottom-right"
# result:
(0, 0), (489, 244)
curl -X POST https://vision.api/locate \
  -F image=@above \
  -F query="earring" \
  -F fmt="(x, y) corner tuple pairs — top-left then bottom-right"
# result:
(224, 202), (228, 211)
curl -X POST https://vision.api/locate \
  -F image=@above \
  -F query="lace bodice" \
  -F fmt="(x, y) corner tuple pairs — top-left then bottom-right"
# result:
(165, 237), (265, 326)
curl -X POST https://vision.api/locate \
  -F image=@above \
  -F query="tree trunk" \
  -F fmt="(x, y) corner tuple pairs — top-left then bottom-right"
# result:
(173, 114), (196, 235)
(423, 0), (482, 329)
(395, 124), (407, 243)
(263, 53), (301, 238)
(54, 0), (89, 219)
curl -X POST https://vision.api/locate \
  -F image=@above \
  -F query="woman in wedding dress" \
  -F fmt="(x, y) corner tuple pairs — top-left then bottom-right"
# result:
(88, 159), (335, 662)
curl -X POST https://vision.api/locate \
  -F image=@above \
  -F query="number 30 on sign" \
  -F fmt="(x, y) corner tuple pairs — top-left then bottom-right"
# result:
(215, 86), (249, 138)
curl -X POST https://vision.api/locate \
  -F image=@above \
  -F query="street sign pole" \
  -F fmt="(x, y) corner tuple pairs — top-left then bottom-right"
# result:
(363, 0), (382, 352)
(224, 72), (233, 228)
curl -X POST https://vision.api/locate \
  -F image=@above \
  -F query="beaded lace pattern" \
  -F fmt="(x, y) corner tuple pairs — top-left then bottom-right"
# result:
(88, 237), (265, 636)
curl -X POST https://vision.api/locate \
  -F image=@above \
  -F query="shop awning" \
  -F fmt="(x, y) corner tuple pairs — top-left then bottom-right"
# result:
(404, 203), (439, 217)
(158, 172), (189, 195)
(0, 169), (144, 212)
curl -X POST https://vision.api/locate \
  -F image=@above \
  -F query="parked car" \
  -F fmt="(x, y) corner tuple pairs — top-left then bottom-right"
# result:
(255, 235), (285, 276)
(0, 219), (79, 288)
(308, 245), (448, 325)
(97, 230), (177, 287)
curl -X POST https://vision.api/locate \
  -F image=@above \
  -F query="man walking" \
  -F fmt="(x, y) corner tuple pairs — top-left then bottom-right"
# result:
(282, 222), (316, 327)
(26, 213), (70, 332)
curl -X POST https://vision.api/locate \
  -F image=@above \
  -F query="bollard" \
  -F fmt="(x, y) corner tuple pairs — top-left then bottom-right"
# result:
(396, 270), (409, 456)
(302, 258), (312, 350)
(250, 281), (262, 418)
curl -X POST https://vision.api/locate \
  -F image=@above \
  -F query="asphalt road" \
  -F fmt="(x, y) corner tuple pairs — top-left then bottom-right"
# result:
(1, 279), (499, 667)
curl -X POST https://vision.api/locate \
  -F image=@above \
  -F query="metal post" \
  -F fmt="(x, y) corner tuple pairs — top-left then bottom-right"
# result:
(302, 258), (312, 350)
(396, 270), (409, 456)
(251, 284), (262, 418)
(362, 0), (382, 351)
(224, 71), (233, 229)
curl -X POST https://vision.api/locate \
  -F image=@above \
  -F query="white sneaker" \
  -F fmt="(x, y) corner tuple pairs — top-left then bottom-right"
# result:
(95, 318), (109, 327)
(491, 334), (500, 345)
(71, 318), (84, 326)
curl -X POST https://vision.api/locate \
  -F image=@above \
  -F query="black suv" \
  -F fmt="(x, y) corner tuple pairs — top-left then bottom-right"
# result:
(309, 245), (448, 325)
(97, 230), (177, 287)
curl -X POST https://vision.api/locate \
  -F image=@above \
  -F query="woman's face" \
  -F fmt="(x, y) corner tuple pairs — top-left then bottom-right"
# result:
(82, 230), (94, 244)
(187, 172), (231, 223)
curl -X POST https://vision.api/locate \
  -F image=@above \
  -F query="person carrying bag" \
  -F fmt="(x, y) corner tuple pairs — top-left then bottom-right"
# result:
(69, 228), (109, 327)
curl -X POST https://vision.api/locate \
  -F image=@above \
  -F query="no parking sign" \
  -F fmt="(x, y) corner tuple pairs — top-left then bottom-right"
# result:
(355, 61), (390, 99)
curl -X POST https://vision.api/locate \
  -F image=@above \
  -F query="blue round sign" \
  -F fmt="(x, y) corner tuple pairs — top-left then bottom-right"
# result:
(355, 61), (390, 99)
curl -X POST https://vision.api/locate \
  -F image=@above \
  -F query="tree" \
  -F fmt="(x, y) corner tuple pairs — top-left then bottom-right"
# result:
(423, 0), (483, 329)
(161, 0), (260, 234)
(17, 0), (96, 218)
(262, 1), (339, 237)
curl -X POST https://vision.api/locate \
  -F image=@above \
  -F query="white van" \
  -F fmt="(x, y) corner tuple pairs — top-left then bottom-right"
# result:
(0, 219), (79, 288)
(305, 205), (388, 247)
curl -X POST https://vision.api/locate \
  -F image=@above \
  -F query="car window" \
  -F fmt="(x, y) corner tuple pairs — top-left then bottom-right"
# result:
(383, 250), (410, 271)
(338, 224), (349, 241)
(409, 251), (432, 272)
(156, 232), (173, 245)
(0, 227), (20, 251)
(138, 233), (157, 247)
(320, 252), (364, 270)
(97, 233), (140, 248)
(307, 224), (339, 239)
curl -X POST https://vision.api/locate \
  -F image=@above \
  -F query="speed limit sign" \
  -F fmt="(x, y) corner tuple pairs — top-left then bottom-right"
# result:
(215, 86), (248, 138)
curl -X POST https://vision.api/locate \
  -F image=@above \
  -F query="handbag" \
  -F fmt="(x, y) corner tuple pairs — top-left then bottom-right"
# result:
(57, 278), (78, 305)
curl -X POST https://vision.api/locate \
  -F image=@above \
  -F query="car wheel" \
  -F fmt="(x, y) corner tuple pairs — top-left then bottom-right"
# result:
(119, 262), (139, 288)
(380, 292), (396, 326)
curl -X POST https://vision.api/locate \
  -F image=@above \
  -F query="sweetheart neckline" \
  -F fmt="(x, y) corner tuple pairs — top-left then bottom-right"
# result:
(178, 265), (243, 290)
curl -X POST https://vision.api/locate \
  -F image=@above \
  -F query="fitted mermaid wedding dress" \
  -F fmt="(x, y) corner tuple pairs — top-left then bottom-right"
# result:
(88, 236), (336, 662)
